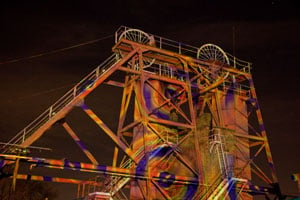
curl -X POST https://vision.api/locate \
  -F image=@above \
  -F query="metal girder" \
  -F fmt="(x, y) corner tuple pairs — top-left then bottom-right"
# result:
(0, 154), (199, 185)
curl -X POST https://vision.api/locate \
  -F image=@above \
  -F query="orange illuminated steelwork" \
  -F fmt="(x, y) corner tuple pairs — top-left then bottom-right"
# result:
(0, 26), (284, 199)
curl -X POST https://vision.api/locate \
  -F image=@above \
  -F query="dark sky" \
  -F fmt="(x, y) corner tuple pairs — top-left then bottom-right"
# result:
(1, 0), (300, 199)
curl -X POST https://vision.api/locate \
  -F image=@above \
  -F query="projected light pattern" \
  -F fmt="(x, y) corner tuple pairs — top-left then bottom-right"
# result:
(0, 26), (285, 199)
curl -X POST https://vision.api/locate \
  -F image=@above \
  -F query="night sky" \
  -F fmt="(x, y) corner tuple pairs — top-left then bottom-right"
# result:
(1, 0), (300, 199)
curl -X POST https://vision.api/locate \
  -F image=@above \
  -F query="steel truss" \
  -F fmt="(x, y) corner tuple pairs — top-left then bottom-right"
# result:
(0, 26), (282, 199)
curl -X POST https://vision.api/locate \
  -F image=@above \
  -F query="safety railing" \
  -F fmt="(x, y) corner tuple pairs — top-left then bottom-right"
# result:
(104, 138), (163, 194)
(226, 53), (252, 73)
(209, 131), (229, 178)
(2, 54), (120, 153)
(115, 26), (199, 58)
(115, 26), (252, 73)
(105, 157), (134, 191)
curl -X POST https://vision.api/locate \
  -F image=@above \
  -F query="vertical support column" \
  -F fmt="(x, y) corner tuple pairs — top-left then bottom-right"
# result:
(220, 83), (252, 199)
(77, 184), (80, 199)
(130, 50), (147, 199)
(182, 59), (203, 195)
(112, 147), (119, 167)
(82, 183), (86, 198)
(12, 156), (20, 192)
(215, 89), (224, 127)
(117, 76), (133, 133)
(139, 49), (152, 200)
(116, 76), (134, 168)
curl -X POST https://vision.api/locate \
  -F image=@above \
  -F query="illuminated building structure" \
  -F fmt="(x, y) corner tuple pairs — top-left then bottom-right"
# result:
(292, 173), (300, 197)
(0, 26), (284, 199)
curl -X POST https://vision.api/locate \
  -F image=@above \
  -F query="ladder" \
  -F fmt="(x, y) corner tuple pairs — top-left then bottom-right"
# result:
(209, 130), (229, 178)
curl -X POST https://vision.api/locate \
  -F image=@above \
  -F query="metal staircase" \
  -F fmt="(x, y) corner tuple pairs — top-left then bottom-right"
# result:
(103, 138), (163, 197)
(207, 177), (248, 200)
(209, 129), (229, 178)
(207, 178), (229, 200)
(104, 158), (133, 195)
(200, 175), (223, 200)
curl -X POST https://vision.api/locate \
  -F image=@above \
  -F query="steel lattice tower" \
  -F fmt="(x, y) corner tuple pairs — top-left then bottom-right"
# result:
(0, 26), (282, 199)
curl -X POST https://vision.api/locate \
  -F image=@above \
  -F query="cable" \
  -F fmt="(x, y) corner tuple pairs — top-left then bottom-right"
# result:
(5, 83), (76, 104)
(0, 34), (114, 65)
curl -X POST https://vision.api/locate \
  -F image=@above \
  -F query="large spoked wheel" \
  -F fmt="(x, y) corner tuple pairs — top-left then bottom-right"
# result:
(119, 29), (153, 45)
(118, 29), (155, 68)
(197, 44), (229, 81)
(197, 43), (229, 65)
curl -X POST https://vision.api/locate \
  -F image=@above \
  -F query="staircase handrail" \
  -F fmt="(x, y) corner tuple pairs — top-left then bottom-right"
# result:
(208, 177), (248, 199)
(104, 138), (163, 194)
(2, 54), (119, 152)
